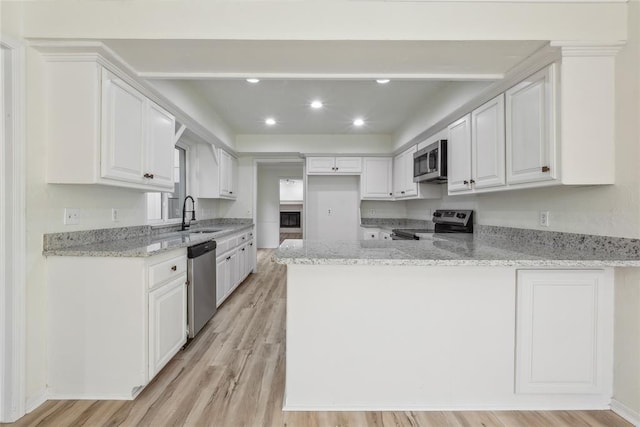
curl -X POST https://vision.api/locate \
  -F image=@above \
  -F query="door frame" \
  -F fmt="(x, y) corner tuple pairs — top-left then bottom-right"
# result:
(0, 34), (27, 423)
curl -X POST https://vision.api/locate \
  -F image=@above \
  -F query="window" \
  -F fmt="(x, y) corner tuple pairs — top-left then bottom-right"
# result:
(146, 146), (187, 222)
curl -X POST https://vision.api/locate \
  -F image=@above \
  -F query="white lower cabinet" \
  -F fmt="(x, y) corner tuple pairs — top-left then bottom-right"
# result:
(215, 230), (256, 307)
(148, 276), (187, 378)
(362, 229), (380, 240)
(47, 249), (188, 399)
(515, 269), (613, 395)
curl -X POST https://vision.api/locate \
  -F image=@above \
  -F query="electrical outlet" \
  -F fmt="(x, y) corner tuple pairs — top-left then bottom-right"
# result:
(111, 208), (119, 222)
(328, 209), (332, 216)
(369, 208), (375, 216)
(539, 211), (550, 227)
(64, 208), (80, 225)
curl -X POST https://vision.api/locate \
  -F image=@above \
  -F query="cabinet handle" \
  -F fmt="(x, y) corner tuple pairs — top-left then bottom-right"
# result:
(463, 180), (469, 185)
(242, 248), (245, 252)
(542, 166), (550, 173)
(143, 173), (154, 179)
(170, 265), (177, 271)
(250, 243), (253, 246)
(230, 191), (233, 194)
(242, 236), (246, 240)
(401, 191), (405, 194)
(389, 193), (392, 196)
(226, 256), (231, 261)
(470, 179), (475, 184)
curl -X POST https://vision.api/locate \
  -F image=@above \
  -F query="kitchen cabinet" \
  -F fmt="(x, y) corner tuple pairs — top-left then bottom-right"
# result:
(393, 147), (441, 199)
(47, 249), (188, 399)
(393, 147), (417, 197)
(361, 157), (393, 199)
(448, 96), (506, 194)
(447, 115), (472, 193)
(472, 95), (506, 189)
(307, 157), (362, 175)
(215, 229), (255, 307)
(362, 229), (380, 240)
(148, 275), (187, 379)
(515, 269), (613, 395)
(506, 65), (556, 185)
(219, 149), (238, 198)
(196, 144), (238, 200)
(46, 60), (175, 191)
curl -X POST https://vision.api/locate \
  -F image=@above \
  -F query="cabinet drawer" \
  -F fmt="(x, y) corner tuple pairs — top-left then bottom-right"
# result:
(149, 255), (187, 289)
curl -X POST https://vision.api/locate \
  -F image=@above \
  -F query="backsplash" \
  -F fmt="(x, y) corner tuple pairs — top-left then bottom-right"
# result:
(476, 224), (640, 258)
(360, 217), (432, 229)
(43, 218), (253, 251)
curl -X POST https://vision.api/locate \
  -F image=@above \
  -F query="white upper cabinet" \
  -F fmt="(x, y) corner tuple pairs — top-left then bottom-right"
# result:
(46, 60), (175, 191)
(447, 115), (472, 193)
(506, 65), (556, 185)
(361, 157), (393, 199)
(101, 76), (146, 184)
(472, 94), (506, 190)
(393, 146), (441, 199)
(219, 149), (237, 198)
(195, 144), (238, 200)
(307, 157), (362, 175)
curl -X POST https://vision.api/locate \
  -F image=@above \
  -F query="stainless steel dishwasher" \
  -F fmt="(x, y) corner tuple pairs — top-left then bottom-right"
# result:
(187, 239), (217, 339)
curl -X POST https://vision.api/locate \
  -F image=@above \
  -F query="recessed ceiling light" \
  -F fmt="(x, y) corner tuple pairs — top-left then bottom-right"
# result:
(353, 118), (365, 127)
(246, 78), (260, 83)
(376, 79), (390, 84)
(310, 100), (323, 109)
(265, 117), (276, 126)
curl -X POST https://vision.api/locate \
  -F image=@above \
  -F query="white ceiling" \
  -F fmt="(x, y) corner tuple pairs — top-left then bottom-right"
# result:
(102, 39), (546, 135)
(184, 79), (458, 134)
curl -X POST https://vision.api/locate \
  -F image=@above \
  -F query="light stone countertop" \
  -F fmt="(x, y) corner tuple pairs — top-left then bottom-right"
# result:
(274, 231), (640, 267)
(43, 223), (254, 258)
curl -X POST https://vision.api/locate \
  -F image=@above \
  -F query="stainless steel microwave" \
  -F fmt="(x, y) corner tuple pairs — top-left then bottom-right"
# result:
(413, 140), (447, 183)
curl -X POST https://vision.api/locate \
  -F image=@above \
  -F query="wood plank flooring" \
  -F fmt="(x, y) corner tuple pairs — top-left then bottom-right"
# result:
(6, 249), (632, 427)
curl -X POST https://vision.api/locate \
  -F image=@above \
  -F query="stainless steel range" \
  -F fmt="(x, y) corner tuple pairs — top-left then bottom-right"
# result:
(390, 209), (474, 240)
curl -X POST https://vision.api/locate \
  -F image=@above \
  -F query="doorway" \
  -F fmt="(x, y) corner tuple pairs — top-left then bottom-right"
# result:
(254, 160), (304, 249)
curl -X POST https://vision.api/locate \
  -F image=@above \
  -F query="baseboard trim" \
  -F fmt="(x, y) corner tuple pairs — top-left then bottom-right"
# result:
(611, 399), (640, 426)
(283, 402), (611, 412)
(25, 389), (47, 414)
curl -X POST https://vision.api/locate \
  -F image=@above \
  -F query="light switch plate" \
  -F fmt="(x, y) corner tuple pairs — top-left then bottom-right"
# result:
(64, 208), (80, 225)
(539, 211), (550, 227)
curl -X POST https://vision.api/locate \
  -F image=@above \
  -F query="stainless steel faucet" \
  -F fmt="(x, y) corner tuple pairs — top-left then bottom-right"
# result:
(181, 195), (196, 230)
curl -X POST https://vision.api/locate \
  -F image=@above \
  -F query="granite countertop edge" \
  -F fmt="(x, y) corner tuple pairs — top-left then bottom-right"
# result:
(43, 223), (254, 258)
(274, 257), (640, 267)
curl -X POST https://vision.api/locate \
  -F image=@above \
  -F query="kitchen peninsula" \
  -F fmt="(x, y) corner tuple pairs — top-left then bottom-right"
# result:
(275, 227), (640, 411)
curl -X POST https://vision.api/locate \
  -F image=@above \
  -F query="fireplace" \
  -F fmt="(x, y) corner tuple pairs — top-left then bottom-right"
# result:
(280, 211), (301, 228)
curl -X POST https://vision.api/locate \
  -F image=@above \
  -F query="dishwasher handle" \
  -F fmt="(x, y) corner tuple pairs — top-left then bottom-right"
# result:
(187, 240), (217, 258)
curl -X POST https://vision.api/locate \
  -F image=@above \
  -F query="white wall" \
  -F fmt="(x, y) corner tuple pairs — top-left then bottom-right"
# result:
(236, 134), (392, 154)
(9, 2), (626, 42)
(306, 176), (359, 241)
(280, 179), (303, 202)
(256, 164), (303, 248)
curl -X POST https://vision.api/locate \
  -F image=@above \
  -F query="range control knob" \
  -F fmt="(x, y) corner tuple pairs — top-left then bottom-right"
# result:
(456, 213), (466, 219)
(433, 212), (442, 217)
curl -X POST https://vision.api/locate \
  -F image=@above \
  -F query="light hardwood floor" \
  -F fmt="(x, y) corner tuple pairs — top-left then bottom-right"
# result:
(7, 249), (632, 427)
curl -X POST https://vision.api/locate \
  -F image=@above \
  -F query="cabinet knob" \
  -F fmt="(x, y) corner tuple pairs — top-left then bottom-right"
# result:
(226, 256), (231, 261)
(389, 193), (393, 196)
(469, 179), (475, 184)
(143, 173), (154, 179)
(242, 248), (245, 251)
(170, 265), (177, 271)
(401, 191), (405, 194)
(230, 191), (233, 194)
(542, 166), (550, 173)
(463, 180), (469, 185)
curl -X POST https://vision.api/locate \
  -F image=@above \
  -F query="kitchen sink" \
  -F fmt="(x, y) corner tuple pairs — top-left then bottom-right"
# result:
(188, 228), (223, 234)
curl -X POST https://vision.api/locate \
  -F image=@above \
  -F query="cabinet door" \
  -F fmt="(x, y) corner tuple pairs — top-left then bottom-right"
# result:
(506, 65), (556, 185)
(361, 157), (393, 199)
(101, 76), (146, 184)
(248, 241), (256, 272)
(401, 147), (418, 197)
(335, 157), (362, 174)
(228, 251), (239, 294)
(363, 229), (379, 240)
(472, 95), (506, 189)
(145, 101), (175, 190)
(148, 276), (187, 378)
(216, 254), (229, 307)
(515, 270), (613, 395)
(392, 154), (403, 197)
(238, 245), (248, 281)
(219, 150), (232, 196)
(380, 231), (391, 241)
(447, 114), (472, 193)
(307, 157), (336, 174)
